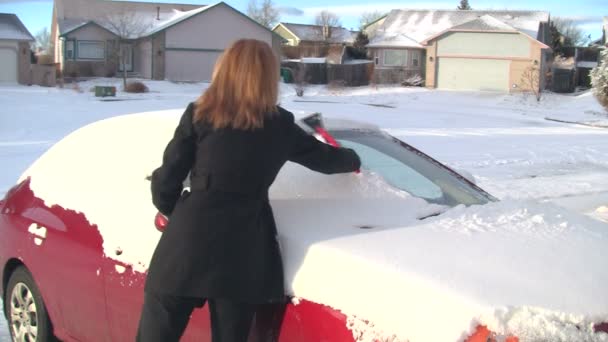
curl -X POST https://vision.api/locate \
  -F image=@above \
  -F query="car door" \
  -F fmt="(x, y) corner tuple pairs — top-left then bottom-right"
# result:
(102, 233), (212, 341)
(14, 179), (111, 341)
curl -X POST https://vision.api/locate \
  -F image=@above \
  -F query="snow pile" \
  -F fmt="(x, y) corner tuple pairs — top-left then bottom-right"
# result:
(274, 198), (608, 341)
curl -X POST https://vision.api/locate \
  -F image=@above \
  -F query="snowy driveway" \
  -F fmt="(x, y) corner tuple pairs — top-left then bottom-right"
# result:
(0, 80), (607, 339)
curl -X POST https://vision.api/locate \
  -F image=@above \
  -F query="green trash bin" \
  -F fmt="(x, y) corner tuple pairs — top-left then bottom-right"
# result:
(95, 86), (117, 97)
(280, 67), (293, 83)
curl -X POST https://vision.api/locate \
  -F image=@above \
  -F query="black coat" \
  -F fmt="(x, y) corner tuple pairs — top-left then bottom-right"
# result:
(145, 103), (360, 303)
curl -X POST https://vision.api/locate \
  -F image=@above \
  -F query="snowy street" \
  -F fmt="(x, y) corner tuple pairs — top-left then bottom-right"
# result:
(1, 80), (607, 340)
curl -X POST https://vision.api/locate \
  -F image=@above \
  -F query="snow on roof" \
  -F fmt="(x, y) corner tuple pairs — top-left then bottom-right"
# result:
(449, 14), (518, 32)
(57, 0), (210, 38)
(281, 22), (356, 44)
(57, 18), (91, 36)
(0, 13), (34, 41)
(368, 9), (548, 48)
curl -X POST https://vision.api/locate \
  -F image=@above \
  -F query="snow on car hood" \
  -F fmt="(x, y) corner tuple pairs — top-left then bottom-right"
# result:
(19, 111), (608, 342)
(275, 197), (608, 342)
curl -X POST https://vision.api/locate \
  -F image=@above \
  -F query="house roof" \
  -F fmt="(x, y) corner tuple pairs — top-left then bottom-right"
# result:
(368, 9), (549, 48)
(56, 0), (205, 37)
(0, 13), (35, 41)
(57, 1), (278, 40)
(277, 22), (356, 44)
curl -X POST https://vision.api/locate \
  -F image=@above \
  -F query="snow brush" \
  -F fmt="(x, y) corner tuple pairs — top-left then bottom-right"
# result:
(301, 113), (360, 174)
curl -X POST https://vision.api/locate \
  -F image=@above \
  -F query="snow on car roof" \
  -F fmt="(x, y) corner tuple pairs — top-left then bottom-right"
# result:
(19, 110), (608, 342)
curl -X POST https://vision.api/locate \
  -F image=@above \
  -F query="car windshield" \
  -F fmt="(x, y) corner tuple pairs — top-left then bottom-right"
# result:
(331, 129), (494, 207)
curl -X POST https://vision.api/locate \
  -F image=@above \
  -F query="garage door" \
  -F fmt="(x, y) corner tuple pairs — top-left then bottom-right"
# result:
(165, 50), (222, 82)
(0, 47), (18, 83)
(437, 57), (509, 92)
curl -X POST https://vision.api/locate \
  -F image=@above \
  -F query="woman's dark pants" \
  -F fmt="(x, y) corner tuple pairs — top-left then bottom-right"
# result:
(136, 291), (255, 342)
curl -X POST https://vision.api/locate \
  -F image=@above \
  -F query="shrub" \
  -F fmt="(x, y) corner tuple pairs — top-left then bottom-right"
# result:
(124, 81), (149, 93)
(591, 50), (608, 110)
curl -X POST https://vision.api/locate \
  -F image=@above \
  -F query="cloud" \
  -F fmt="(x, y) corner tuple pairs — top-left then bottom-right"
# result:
(278, 6), (304, 16)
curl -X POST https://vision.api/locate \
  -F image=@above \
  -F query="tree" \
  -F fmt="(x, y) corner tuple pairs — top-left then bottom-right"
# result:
(549, 21), (565, 56)
(358, 11), (385, 29)
(590, 49), (608, 110)
(34, 27), (51, 54)
(350, 31), (369, 59)
(457, 0), (472, 10)
(103, 11), (152, 89)
(247, 0), (280, 29)
(315, 10), (341, 28)
(552, 17), (591, 47)
(521, 65), (542, 102)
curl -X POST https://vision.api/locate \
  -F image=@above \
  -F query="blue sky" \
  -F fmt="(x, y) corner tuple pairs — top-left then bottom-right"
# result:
(1, 0), (606, 40)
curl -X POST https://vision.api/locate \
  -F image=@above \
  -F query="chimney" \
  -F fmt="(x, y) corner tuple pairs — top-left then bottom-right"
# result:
(156, 6), (160, 20)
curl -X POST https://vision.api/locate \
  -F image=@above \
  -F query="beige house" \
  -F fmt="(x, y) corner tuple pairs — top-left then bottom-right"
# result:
(51, 0), (281, 82)
(367, 10), (551, 92)
(272, 22), (356, 59)
(0, 13), (34, 84)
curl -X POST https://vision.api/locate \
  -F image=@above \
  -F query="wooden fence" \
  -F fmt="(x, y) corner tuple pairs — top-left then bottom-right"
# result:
(281, 61), (373, 87)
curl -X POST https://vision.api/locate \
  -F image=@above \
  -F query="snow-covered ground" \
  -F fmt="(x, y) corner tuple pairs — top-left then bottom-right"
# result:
(1, 79), (607, 340)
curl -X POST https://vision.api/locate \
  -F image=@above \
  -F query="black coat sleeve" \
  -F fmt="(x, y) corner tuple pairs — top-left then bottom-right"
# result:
(283, 108), (361, 174)
(151, 103), (196, 216)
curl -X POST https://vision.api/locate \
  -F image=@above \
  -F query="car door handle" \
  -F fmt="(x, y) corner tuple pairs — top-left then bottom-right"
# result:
(27, 223), (47, 246)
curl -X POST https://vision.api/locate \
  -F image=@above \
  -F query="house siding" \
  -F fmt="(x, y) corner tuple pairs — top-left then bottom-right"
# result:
(437, 32), (530, 58)
(163, 4), (275, 82)
(152, 32), (165, 80)
(17, 41), (31, 84)
(63, 24), (118, 77)
(369, 47), (425, 83)
(424, 31), (546, 92)
(135, 39), (152, 79)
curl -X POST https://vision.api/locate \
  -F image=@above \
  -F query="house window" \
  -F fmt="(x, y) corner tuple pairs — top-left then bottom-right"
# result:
(411, 50), (420, 67)
(384, 49), (407, 66)
(77, 41), (105, 60)
(65, 40), (75, 60)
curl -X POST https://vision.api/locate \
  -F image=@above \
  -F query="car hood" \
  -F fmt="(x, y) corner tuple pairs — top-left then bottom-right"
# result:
(273, 197), (608, 341)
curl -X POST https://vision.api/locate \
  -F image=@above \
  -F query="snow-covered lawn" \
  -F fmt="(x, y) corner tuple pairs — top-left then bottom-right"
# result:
(1, 79), (607, 340)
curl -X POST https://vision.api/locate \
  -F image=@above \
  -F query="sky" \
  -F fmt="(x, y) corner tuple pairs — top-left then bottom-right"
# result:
(0, 0), (606, 41)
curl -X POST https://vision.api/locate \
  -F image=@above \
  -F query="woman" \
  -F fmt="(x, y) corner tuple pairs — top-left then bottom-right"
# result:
(137, 39), (361, 342)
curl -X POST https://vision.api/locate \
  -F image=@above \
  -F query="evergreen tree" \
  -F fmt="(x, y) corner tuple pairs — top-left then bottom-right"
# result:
(591, 49), (608, 110)
(351, 31), (369, 59)
(457, 0), (472, 10)
(549, 21), (565, 56)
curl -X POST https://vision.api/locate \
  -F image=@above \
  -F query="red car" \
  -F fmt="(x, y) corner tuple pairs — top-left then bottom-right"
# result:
(2, 112), (607, 342)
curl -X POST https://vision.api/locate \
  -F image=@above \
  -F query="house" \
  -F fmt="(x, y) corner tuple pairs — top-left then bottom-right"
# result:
(272, 22), (356, 59)
(0, 13), (34, 84)
(366, 10), (551, 92)
(50, 0), (281, 82)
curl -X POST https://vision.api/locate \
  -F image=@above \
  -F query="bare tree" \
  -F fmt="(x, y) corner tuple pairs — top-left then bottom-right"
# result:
(358, 11), (385, 29)
(521, 65), (542, 102)
(315, 10), (341, 28)
(103, 11), (152, 88)
(247, 0), (280, 29)
(33, 27), (52, 54)
(552, 17), (591, 47)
